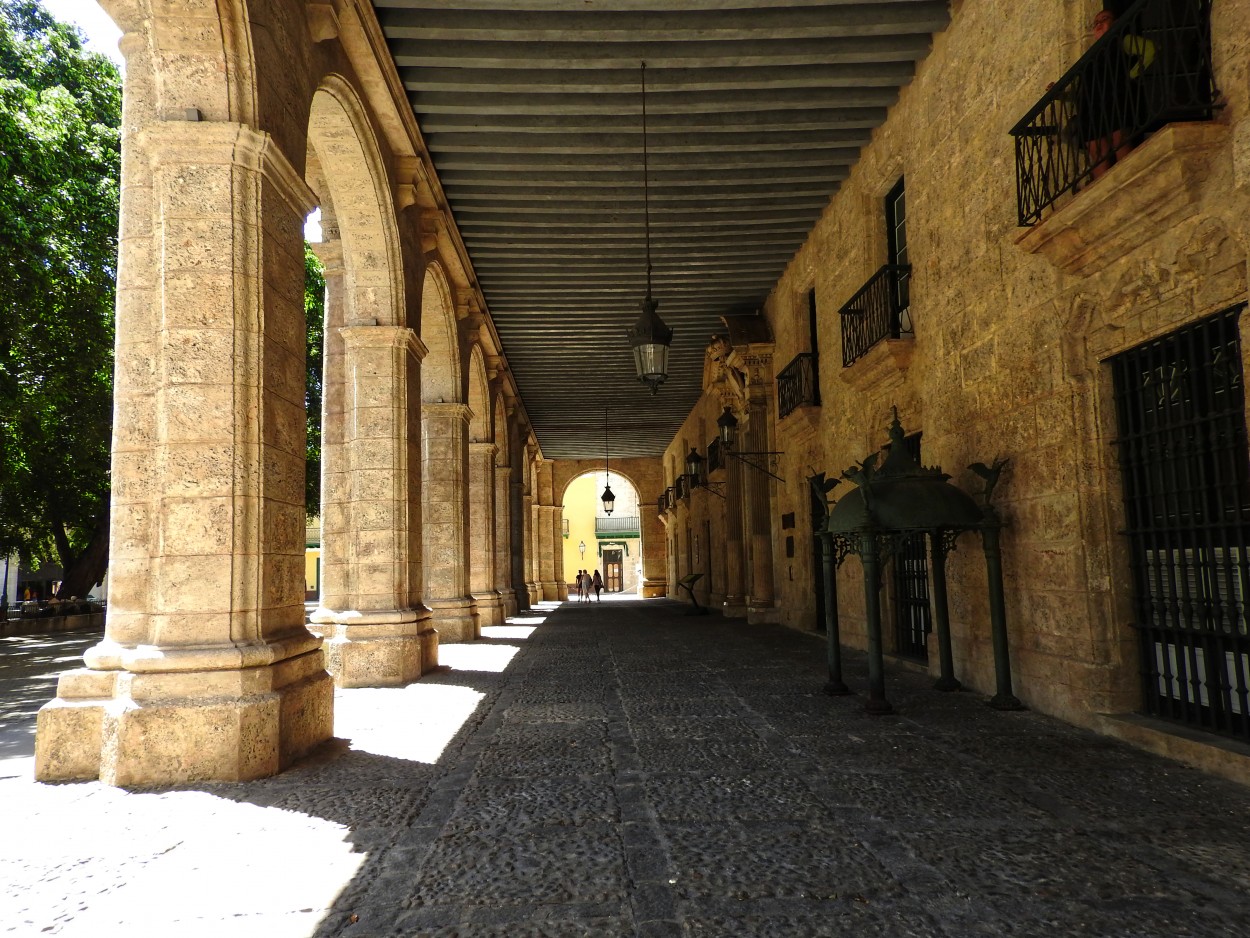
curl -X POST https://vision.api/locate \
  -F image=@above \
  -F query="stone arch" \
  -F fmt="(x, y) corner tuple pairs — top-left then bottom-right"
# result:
(306, 74), (409, 619)
(493, 395), (509, 463)
(101, 0), (257, 127)
(422, 263), (461, 403)
(560, 469), (646, 594)
(467, 346), (490, 443)
(466, 344), (502, 624)
(307, 75), (404, 329)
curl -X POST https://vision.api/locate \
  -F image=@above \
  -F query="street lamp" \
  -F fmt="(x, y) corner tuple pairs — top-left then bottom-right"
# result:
(713, 406), (785, 484)
(684, 446), (724, 499)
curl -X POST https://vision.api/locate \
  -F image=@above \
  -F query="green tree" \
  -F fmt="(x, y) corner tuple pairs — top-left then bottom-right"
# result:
(305, 244), (324, 520)
(0, 0), (119, 598)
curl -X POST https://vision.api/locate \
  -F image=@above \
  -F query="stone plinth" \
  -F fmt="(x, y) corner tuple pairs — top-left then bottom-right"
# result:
(308, 606), (434, 687)
(37, 636), (332, 785)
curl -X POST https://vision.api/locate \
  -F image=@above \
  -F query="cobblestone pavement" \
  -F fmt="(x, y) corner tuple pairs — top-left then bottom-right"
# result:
(4, 598), (1250, 937)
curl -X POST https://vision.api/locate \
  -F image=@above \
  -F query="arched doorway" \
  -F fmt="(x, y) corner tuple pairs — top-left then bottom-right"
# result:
(561, 471), (645, 595)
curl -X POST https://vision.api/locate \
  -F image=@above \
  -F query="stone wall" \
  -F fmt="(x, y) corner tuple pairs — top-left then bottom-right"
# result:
(664, 0), (1250, 738)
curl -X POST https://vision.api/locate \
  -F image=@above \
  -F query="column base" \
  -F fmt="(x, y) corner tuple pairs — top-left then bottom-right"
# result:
(722, 599), (747, 618)
(540, 580), (560, 602)
(35, 643), (333, 786)
(471, 592), (506, 628)
(307, 607), (433, 687)
(747, 604), (778, 625)
(501, 592), (519, 620)
(641, 577), (667, 598)
(427, 597), (478, 643)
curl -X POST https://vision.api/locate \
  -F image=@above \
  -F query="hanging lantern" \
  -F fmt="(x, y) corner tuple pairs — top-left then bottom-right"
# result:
(685, 447), (705, 487)
(623, 61), (673, 394)
(627, 294), (672, 394)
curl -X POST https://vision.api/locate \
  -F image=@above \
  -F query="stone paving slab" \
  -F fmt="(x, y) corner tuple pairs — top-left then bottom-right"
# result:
(5, 599), (1250, 936)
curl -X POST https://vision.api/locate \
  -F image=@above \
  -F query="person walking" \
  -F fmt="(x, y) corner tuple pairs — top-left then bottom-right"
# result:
(592, 569), (603, 602)
(581, 569), (592, 603)
(574, 569), (584, 602)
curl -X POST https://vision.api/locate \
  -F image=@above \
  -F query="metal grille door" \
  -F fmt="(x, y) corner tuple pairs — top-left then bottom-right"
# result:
(1111, 305), (1250, 742)
(892, 433), (932, 661)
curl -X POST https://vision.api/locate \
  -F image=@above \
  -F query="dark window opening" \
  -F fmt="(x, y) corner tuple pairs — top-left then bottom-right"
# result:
(885, 177), (910, 330)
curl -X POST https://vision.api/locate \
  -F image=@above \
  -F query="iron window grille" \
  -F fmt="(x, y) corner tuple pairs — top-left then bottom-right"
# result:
(675, 474), (690, 502)
(1110, 304), (1250, 744)
(839, 264), (913, 367)
(777, 352), (821, 420)
(1010, 0), (1216, 226)
(892, 433), (932, 661)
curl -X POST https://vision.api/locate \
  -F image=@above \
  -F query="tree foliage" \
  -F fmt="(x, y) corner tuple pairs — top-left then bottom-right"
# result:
(0, 0), (119, 597)
(305, 245), (324, 520)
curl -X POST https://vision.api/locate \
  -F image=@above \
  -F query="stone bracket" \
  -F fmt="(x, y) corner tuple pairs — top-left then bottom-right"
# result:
(839, 338), (914, 394)
(1013, 122), (1229, 277)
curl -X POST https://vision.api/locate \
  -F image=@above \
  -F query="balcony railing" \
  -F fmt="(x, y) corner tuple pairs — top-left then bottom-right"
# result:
(1010, 0), (1216, 226)
(596, 515), (640, 537)
(657, 493), (667, 515)
(777, 352), (820, 420)
(839, 265), (912, 367)
(707, 437), (724, 475)
(661, 486), (674, 514)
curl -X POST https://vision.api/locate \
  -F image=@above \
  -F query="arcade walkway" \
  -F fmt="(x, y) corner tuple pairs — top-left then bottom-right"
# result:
(4, 599), (1250, 936)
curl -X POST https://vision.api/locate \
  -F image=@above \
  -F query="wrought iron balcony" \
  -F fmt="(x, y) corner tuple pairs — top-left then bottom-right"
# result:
(777, 352), (820, 420)
(595, 515), (640, 538)
(661, 486), (674, 514)
(1010, 0), (1216, 226)
(839, 265), (912, 367)
(707, 438), (724, 475)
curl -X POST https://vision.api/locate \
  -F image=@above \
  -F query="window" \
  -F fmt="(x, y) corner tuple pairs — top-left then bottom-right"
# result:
(1110, 304), (1250, 742)
(885, 177), (910, 330)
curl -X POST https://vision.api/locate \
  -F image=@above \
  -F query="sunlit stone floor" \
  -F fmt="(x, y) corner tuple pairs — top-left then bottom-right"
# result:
(3, 598), (1250, 937)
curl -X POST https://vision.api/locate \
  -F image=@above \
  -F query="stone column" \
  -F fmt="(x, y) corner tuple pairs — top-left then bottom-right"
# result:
(36, 120), (333, 785)
(640, 480), (667, 597)
(743, 359), (777, 622)
(723, 417), (748, 617)
(422, 403), (477, 642)
(468, 441), (504, 627)
(495, 465), (516, 619)
(538, 504), (558, 600)
(553, 506), (568, 601)
(511, 479), (529, 611)
(308, 325), (431, 686)
(523, 487), (538, 605)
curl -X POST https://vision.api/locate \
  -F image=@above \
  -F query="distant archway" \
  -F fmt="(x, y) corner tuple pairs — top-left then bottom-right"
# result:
(560, 470), (645, 595)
